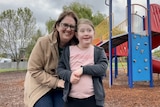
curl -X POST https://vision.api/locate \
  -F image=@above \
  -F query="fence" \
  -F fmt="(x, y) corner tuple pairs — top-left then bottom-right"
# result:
(0, 61), (27, 69)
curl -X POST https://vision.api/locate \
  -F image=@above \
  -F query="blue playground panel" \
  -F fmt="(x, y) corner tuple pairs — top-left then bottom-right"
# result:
(131, 33), (151, 82)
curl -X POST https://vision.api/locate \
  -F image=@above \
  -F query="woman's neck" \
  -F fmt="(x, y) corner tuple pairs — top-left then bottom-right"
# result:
(59, 42), (66, 48)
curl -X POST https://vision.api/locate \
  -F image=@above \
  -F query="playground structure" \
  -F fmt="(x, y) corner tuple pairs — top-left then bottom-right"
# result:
(93, 1), (160, 88)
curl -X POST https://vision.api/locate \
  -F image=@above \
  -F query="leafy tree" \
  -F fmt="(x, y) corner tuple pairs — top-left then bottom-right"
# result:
(92, 11), (106, 26)
(45, 1), (106, 32)
(45, 18), (56, 34)
(63, 2), (106, 26)
(0, 7), (36, 69)
(63, 2), (92, 19)
(45, 2), (126, 43)
(0, 53), (7, 58)
(153, 49), (160, 58)
(25, 29), (42, 59)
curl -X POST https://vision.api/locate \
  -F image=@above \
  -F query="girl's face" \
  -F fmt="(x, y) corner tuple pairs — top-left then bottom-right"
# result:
(56, 16), (76, 47)
(77, 24), (94, 48)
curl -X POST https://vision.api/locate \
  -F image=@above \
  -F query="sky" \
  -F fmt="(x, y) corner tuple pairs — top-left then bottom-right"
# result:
(0, 0), (159, 35)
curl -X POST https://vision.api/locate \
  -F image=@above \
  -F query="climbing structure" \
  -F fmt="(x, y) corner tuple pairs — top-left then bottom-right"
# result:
(95, 0), (160, 88)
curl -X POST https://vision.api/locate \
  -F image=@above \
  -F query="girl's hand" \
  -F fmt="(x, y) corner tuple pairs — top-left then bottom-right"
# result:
(70, 72), (80, 84)
(74, 67), (83, 77)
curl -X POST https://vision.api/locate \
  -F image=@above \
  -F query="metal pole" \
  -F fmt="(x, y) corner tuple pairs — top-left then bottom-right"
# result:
(147, 0), (154, 87)
(127, 0), (133, 88)
(114, 48), (118, 78)
(105, 0), (113, 88)
(109, 0), (113, 87)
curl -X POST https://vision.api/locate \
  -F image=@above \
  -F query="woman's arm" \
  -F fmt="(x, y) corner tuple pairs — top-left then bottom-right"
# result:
(28, 37), (60, 89)
(57, 47), (72, 82)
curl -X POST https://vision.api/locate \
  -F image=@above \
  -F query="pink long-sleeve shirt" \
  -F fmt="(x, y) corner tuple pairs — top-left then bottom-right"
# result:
(69, 45), (94, 99)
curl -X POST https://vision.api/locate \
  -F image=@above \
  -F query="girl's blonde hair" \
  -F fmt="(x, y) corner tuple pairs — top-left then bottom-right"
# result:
(77, 18), (95, 31)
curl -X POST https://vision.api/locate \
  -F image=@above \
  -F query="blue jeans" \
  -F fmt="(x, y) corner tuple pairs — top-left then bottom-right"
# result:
(34, 89), (64, 107)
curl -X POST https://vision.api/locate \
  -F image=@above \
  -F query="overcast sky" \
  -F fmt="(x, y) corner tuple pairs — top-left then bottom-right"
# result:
(0, 0), (159, 34)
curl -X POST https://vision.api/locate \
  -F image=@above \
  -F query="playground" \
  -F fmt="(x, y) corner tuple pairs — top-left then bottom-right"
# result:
(93, 1), (160, 88)
(0, 1), (160, 107)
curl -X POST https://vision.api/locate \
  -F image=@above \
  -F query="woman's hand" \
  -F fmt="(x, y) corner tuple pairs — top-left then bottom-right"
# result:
(57, 79), (64, 88)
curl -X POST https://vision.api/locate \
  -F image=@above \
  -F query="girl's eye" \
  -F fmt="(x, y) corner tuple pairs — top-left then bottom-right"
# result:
(79, 29), (85, 32)
(87, 29), (92, 32)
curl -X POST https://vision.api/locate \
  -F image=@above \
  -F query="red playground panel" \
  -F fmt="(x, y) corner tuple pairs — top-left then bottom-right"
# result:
(150, 4), (160, 33)
(152, 59), (160, 74)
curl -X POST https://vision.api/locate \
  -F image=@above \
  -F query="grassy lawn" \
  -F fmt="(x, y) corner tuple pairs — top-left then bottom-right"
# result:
(0, 62), (127, 73)
(0, 68), (27, 73)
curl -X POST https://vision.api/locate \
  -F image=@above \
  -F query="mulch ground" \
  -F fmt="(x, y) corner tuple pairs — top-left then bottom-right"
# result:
(0, 70), (160, 107)
(0, 71), (25, 107)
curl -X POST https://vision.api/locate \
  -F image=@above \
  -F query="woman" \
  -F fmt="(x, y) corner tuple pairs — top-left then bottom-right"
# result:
(24, 10), (78, 107)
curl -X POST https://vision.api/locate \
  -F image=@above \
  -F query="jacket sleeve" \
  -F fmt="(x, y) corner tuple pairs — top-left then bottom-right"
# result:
(28, 37), (59, 89)
(57, 46), (72, 82)
(82, 47), (108, 77)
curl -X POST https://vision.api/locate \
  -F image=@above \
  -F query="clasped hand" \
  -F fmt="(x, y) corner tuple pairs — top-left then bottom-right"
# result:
(70, 67), (83, 84)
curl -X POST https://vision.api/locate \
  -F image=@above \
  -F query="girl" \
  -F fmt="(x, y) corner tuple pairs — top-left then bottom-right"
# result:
(57, 18), (108, 107)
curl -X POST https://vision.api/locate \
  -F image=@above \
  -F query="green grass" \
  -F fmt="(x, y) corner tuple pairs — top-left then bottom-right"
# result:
(0, 62), (127, 73)
(0, 68), (27, 73)
(110, 62), (127, 68)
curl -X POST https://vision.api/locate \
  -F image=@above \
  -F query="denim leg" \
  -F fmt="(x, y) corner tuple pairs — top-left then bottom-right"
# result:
(34, 90), (53, 107)
(52, 89), (64, 107)
(34, 89), (64, 107)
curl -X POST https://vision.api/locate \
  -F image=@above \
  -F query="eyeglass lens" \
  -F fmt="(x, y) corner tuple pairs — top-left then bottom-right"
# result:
(61, 23), (75, 30)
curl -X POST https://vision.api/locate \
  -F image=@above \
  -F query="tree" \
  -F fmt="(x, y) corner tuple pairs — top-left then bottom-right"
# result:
(0, 7), (36, 69)
(25, 29), (42, 59)
(92, 11), (106, 26)
(63, 2), (106, 26)
(153, 49), (160, 58)
(63, 2), (92, 19)
(45, 18), (56, 34)
(45, 1), (106, 32)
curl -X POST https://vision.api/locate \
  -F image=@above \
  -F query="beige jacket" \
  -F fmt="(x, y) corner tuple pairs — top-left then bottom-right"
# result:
(24, 32), (60, 107)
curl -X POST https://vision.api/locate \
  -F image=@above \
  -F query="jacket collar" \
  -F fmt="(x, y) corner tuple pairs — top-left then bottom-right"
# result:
(48, 31), (57, 45)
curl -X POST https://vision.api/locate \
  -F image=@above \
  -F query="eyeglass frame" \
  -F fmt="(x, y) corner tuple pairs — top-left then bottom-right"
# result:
(60, 23), (76, 31)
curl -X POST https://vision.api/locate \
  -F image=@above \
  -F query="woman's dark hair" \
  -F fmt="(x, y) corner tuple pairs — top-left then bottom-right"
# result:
(53, 10), (79, 46)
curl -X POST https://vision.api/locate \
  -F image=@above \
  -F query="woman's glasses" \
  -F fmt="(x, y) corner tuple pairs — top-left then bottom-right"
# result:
(60, 23), (76, 31)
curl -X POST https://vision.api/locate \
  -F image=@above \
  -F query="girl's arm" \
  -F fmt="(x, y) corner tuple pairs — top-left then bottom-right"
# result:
(82, 48), (108, 77)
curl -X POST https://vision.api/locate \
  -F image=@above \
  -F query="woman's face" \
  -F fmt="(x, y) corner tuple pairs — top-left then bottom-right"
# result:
(56, 16), (76, 47)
